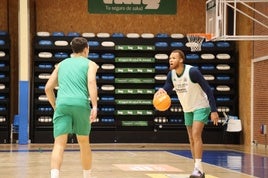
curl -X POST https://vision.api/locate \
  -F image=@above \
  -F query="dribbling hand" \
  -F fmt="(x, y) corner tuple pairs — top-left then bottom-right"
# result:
(154, 88), (167, 97)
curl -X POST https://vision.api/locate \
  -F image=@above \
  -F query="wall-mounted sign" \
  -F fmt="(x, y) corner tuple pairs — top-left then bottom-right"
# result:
(88, 0), (177, 14)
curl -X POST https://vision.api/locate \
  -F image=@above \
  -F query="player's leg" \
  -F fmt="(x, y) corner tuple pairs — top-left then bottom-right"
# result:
(51, 134), (68, 178)
(192, 121), (205, 159)
(192, 121), (205, 172)
(189, 121), (205, 178)
(51, 105), (72, 178)
(186, 126), (195, 159)
(77, 135), (92, 178)
(185, 112), (195, 160)
(72, 106), (91, 178)
(189, 108), (210, 178)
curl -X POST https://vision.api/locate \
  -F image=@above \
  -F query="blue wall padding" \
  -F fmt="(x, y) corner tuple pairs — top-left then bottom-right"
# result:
(18, 81), (29, 144)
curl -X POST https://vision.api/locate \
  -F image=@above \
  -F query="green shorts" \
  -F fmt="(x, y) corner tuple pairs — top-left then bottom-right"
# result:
(184, 108), (211, 126)
(53, 105), (91, 138)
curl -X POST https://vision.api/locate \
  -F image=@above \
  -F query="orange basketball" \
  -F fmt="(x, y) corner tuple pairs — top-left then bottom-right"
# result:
(153, 93), (171, 111)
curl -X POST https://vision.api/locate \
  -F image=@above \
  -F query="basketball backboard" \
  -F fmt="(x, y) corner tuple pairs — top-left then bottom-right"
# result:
(206, 0), (221, 40)
(206, 0), (268, 41)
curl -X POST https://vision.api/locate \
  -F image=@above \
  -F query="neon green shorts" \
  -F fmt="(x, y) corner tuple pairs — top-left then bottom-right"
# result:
(184, 107), (211, 126)
(53, 105), (91, 138)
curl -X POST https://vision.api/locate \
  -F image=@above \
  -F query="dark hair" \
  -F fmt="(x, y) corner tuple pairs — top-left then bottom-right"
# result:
(172, 49), (185, 62)
(70, 37), (88, 53)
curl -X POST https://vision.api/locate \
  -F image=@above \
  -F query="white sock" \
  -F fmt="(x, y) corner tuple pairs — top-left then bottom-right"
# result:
(194, 159), (203, 173)
(51, 169), (59, 178)
(83, 169), (91, 178)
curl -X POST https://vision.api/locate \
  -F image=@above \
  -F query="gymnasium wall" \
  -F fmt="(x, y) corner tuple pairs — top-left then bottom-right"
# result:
(0, 0), (8, 30)
(253, 3), (268, 58)
(0, 0), (19, 136)
(34, 0), (206, 34)
(31, 0), (243, 144)
(253, 59), (268, 145)
(1, 0), (262, 145)
(236, 3), (254, 147)
(252, 3), (268, 145)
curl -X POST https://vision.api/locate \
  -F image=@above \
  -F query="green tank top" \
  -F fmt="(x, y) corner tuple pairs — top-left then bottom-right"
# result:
(56, 57), (90, 108)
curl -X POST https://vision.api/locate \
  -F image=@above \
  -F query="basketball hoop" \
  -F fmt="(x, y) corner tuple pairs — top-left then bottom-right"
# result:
(186, 33), (212, 52)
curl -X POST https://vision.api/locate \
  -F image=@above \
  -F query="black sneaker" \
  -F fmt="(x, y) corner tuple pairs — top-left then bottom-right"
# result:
(189, 168), (205, 178)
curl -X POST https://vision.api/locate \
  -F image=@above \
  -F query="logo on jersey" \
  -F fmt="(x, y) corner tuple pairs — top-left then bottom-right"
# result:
(173, 77), (188, 93)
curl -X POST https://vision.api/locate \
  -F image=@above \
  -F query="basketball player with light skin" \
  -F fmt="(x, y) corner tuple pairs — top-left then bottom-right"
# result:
(154, 49), (219, 178)
(45, 37), (99, 178)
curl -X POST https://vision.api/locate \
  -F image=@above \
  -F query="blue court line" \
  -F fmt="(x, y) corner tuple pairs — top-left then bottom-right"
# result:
(169, 150), (268, 178)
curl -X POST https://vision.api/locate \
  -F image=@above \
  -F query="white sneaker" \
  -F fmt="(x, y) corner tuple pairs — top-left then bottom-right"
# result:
(189, 168), (205, 178)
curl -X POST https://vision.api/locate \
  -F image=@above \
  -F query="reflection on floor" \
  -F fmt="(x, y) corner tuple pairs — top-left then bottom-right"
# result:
(169, 150), (268, 178)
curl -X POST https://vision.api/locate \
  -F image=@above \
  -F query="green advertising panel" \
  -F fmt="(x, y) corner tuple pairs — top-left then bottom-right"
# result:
(88, 0), (177, 14)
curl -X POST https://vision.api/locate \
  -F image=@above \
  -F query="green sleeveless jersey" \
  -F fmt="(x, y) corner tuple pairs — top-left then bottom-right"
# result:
(56, 57), (90, 108)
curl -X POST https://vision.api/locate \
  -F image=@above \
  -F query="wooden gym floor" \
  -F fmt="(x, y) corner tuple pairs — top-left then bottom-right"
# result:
(0, 143), (267, 178)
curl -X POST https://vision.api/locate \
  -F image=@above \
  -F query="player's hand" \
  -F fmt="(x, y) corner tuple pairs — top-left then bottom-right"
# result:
(90, 107), (97, 123)
(211, 112), (219, 126)
(154, 88), (167, 97)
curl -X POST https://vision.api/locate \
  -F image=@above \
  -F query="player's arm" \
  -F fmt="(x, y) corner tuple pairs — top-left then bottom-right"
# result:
(190, 67), (219, 125)
(154, 71), (174, 97)
(45, 64), (59, 110)
(88, 60), (99, 122)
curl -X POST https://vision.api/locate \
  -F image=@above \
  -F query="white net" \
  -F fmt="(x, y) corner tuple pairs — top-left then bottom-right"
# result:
(186, 34), (205, 52)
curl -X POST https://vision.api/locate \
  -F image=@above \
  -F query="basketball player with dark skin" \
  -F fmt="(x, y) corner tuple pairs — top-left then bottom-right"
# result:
(154, 49), (219, 178)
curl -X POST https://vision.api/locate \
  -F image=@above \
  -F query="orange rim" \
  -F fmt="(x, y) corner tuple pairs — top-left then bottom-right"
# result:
(187, 33), (212, 41)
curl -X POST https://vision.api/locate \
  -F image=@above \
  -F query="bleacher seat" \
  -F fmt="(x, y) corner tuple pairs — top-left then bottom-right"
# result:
(52, 32), (65, 36)
(37, 31), (50, 36)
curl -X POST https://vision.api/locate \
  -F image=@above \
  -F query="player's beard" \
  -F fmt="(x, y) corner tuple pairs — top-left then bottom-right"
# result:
(169, 61), (179, 70)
